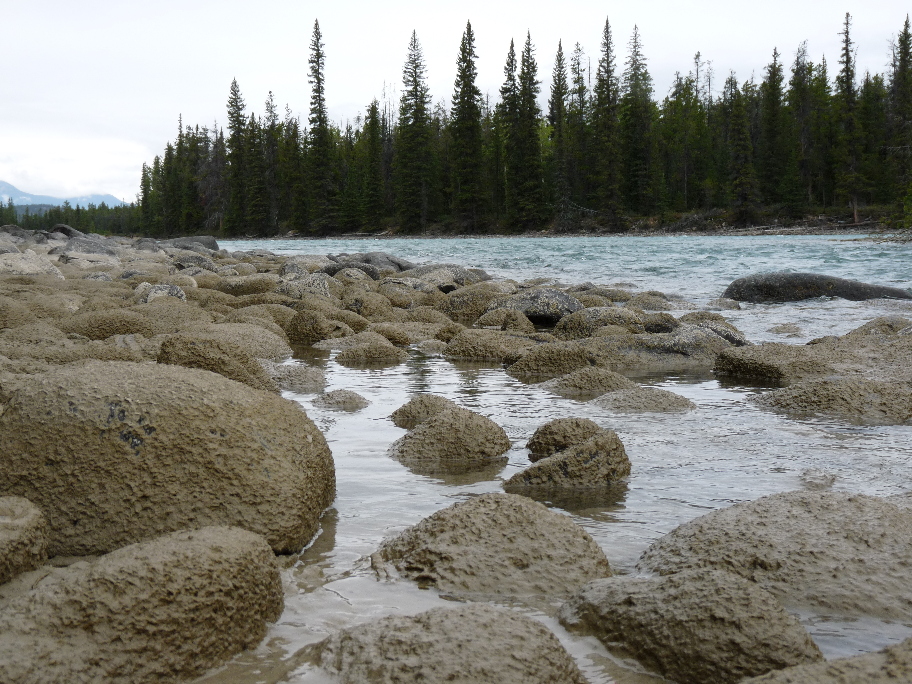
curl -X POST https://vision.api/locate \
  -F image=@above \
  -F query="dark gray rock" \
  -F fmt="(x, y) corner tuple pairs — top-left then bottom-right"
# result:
(174, 253), (218, 272)
(0, 225), (33, 241)
(163, 235), (220, 251)
(50, 224), (86, 238)
(722, 272), (912, 303)
(485, 288), (584, 325)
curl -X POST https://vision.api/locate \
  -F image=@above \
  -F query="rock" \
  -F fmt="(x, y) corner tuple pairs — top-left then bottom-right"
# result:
(0, 239), (20, 255)
(341, 289), (394, 320)
(402, 263), (490, 290)
(308, 603), (588, 684)
(709, 296), (742, 310)
(0, 251), (64, 279)
(157, 333), (278, 392)
(844, 314), (912, 337)
(0, 496), (48, 585)
(0, 361), (334, 554)
(484, 288), (584, 325)
(0, 526), (280, 684)
(559, 569), (822, 684)
(625, 291), (674, 311)
(388, 406), (511, 475)
(258, 359), (326, 393)
(49, 223), (85, 238)
(367, 321), (411, 345)
(722, 272), (912, 302)
(217, 274), (281, 297)
(637, 491), (912, 620)
(741, 637), (912, 683)
(312, 389), (369, 411)
(313, 330), (393, 350)
(435, 282), (506, 321)
(537, 366), (636, 398)
(526, 417), (604, 461)
(335, 339), (409, 367)
(373, 493), (611, 596)
(163, 234), (220, 251)
(554, 306), (646, 340)
(390, 394), (460, 429)
(319, 261), (382, 280)
(57, 236), (118, 256)
(279, 254), (334, 274)
(754, 378), (912, 424)
(286, 310), (354, 346)
(185, 322), (292, 361)
(504, 430), (630, 490)
(82, 271), (113, 281)
(505, 341), (600, 379)
(333, 251), (417, 272)
(59, 309), (154, 340)
(590, 386), (697, 412)
(403, 305), (454, 325)
(444, 328), (537, 363)
(134, 282), (186, 304)
(276, 272), (344, 299)
(474, 307), (537, 333)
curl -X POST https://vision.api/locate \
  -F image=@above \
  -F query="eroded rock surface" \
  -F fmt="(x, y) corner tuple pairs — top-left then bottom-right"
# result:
(723, 272), (912, 302)
(504, 430), (630, 490)
(526, 417), (603, 461)
(590, 386), (697, 413)
(754, 378), (912, 424)
(0, 497), (48, 586)
(390, 394), (460, 429)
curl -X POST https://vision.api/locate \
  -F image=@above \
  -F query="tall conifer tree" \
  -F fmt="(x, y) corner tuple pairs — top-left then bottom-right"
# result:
(835, 13), (863, 222)
(498, 39), (520, 221)
(620, 26), (659, 214)
(513, 32), (545, 227)
(308, 19), (334, 229)
(758, 48), (787, 203)
(225, 79), (247, 235)
(450, 21), (484, 229)
(592, 17), (622, 216)
(548, 40), (570, 207)
(730, 82), (759, 223)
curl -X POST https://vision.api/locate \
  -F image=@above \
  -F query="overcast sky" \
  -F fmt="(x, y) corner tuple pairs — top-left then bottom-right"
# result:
(1, 1), (907, 203)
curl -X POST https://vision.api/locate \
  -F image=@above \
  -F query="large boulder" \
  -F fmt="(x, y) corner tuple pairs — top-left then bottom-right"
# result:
(714, 342), (836, 383)
(0, 496), (48, 585)
(372, 493), (612, 596)
(0, 361), (335, 554)
(434, 282), (507, 321)
(0, 251), (64, 279)
(286, 310), (354, 346)
(637, 491), (912, 620)
(444, 328), (537, 363)
(308, 604), (588, 684)
(537, 366), (636, 398)
(388, 406), (510, 475)
(0, 526), (280, 684)
(390, 394), (460, 429)
(754, 378), (912, 425)
(484, 288), (583, 325)
(722, 272), (912, 302)
(559, 569), (822, 684)
(185, 322), (292, 361)
(504, 430), (630, 490)
(590, 386), (697, 413)
(335, 339), (409, 367)
(741, 636), (912, 683)
(157, 333), (278, 392)
(526, 417), (603, 461)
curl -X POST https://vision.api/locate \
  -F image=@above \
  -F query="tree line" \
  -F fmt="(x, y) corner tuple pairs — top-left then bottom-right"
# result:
(7, 13), (911, 236)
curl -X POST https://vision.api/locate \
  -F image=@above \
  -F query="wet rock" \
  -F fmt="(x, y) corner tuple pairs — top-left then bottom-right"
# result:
(0, 526), (280, 684)
(390, 393), (460, 429)
(844, 314), (912, 337)
(319, 261), (382, 280)
(538, 366), (637, 398)
(768, 323), (803, 336)
(637, 491), (912, 620)
(554, 306), (646, 340)
(590, 386), (697, 413)
(474, 307), (537, 333)
(723, 272), (912, 303)
(504, 430), (630, 490)
(526, 417), (604, 461)
(335, 339), (409, 367)
(709, 296), (742, 310)
(714, 342), (836, 382)
(741, 636), (912, 683)
(333, 251), (417, 272)
(367, 321), (411, 345)
(277, 272), (345, 300)
(0, 496), (48, 585)
(312, 330), (393, 350)
(279, 254), (334, 274)
(308, 603), (587, 684)
(59, 309), (154, 340)
(157, 333), (278, 392)
(342, 288), (394, 321)
(0, 361), (334, 554)
(312, 389), (369, 411)
(444, 328), (537, 363)
(184, 322), (292, 361)
(286, 310), (354, 346)
(163, 234), (220, 251)
(0, 251), (64, 279)
(402, 263), (489, 291)
(403, 305), (454, 325)
(258, 359), (326, 393)
(625, 291), (674, 311)
(435, 282), (505, 321)
(388, 406), (510, 475)
(484, 288), (584, 325)
(373, 493), (611, 596)
(505, 341), (600, 379)
(754, 378), (912, 424)
(559, 569), (822, 684)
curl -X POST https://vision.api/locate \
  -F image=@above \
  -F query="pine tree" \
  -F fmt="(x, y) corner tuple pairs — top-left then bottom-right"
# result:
(730, 82), (760, 223)
(592, 17), (622, 217)
(245, 114), (269, 234)
(308, 19), (334, 229)
(620, 26), (659, 214)
(758, 48), (787, 203)
(450, 21), (484, 229)
(512, 32), (545, 227)
(262, 91), (280, 232)
(566, 42), (590, 206)
(395, 30), (433, 232)
(362, 99), (385, 227)
(835, 13), (863, 222)
(225, 79), (247, 235)
(498, 39), (520, 221)
(548, 40), (570, 210)
(139, 162), (153, 232)
(890, 15), (912, 211)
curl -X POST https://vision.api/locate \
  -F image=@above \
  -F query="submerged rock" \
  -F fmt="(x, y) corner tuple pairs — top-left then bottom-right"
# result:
(0, 361), (334, 555)
(335, 339), (409, 367)
(590, 386), (697, 413)
(373, 492), (611, 597)
(308, 603), (588, 684)
(754, 377), (912, 424)
(722, 272), (912, 303)
(0, 496), (48, 586)
(504, 430), (630, 490)
(312, 389), (370, 411)
(537, 366), (636, 398)
(0, 527), (282, 684)
(638, 491), (912, 620)
(559, 569), (822, 684)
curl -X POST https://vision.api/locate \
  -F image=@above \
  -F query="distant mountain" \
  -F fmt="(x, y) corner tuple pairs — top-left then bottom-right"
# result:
(0, 180), (126, 209)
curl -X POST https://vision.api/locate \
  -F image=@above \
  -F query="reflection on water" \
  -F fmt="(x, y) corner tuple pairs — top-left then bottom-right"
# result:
(200, 236), (912, 682)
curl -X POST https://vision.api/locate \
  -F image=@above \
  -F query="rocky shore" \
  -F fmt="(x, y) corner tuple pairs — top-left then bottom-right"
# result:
(1, 223), (911, 683)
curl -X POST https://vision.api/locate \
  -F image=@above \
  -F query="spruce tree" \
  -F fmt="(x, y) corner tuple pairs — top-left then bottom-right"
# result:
(498, 39), (520, 221)
(362, 99), (385, 227)
(139, 162), (153, 232)
(592, 17), (622, 217)
(730, 81), (760, 224)
(513, 32), (545, 227)
(395, 30), (433, 232)
(619, 26), (659, 214)
(450, 21), (484, 229)
(835, 13), (863, 222)
(567, 43), (590, 206)
(308, 19), (334, 229)
(890, 16), (912, 210)
(758, 48), (787, 203)
(225, 79), (247, 235)
(245, 114), (270, 234)
(548, 40), (570, 210)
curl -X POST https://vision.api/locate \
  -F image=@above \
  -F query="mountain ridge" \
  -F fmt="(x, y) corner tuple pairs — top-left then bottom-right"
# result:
(0, 180), (126, 210)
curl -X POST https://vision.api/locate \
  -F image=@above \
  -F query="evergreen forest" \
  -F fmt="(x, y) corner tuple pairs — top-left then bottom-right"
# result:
(7, 13), (912, 236)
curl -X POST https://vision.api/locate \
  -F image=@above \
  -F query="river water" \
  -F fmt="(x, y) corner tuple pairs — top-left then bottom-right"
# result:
(201, 235), (912, 683)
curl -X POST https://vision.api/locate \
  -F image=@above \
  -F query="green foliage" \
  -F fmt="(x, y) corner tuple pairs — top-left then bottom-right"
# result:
(395, 31), (433, 232)
(451, 21), (484, 229)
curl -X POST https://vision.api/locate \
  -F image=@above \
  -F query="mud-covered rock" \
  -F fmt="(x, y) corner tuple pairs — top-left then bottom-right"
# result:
(590, 386), (697, 413)
(184, 322), (292, 361)
(390, 394), (460, 429)
(435, 282), (506, 321)
(484, 288), (583, 325)
(286, 310), (354, 346)
(537, 366), (636, 398)
(722, 272), (912, 302)
(309, 603), (588, 684)
(504, 430), (630, 490)
(505, 341), (600, 379)
(388, 407), (510, 475)
(157, 333), (278, 392)
(0, 496), (48, 586)
(444, 328), (537, 363)
(373, 493), (611, 596)
(559, 569), (822, 684)
(312, 389), (370, 411)
(0, 361), (334, 554)
(637, 491), (912, 620)
(526, 417), (604, 461)
(0, 527), (282, 684)
(754, 378), (912, 424)
(335, 339), (409, 367)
